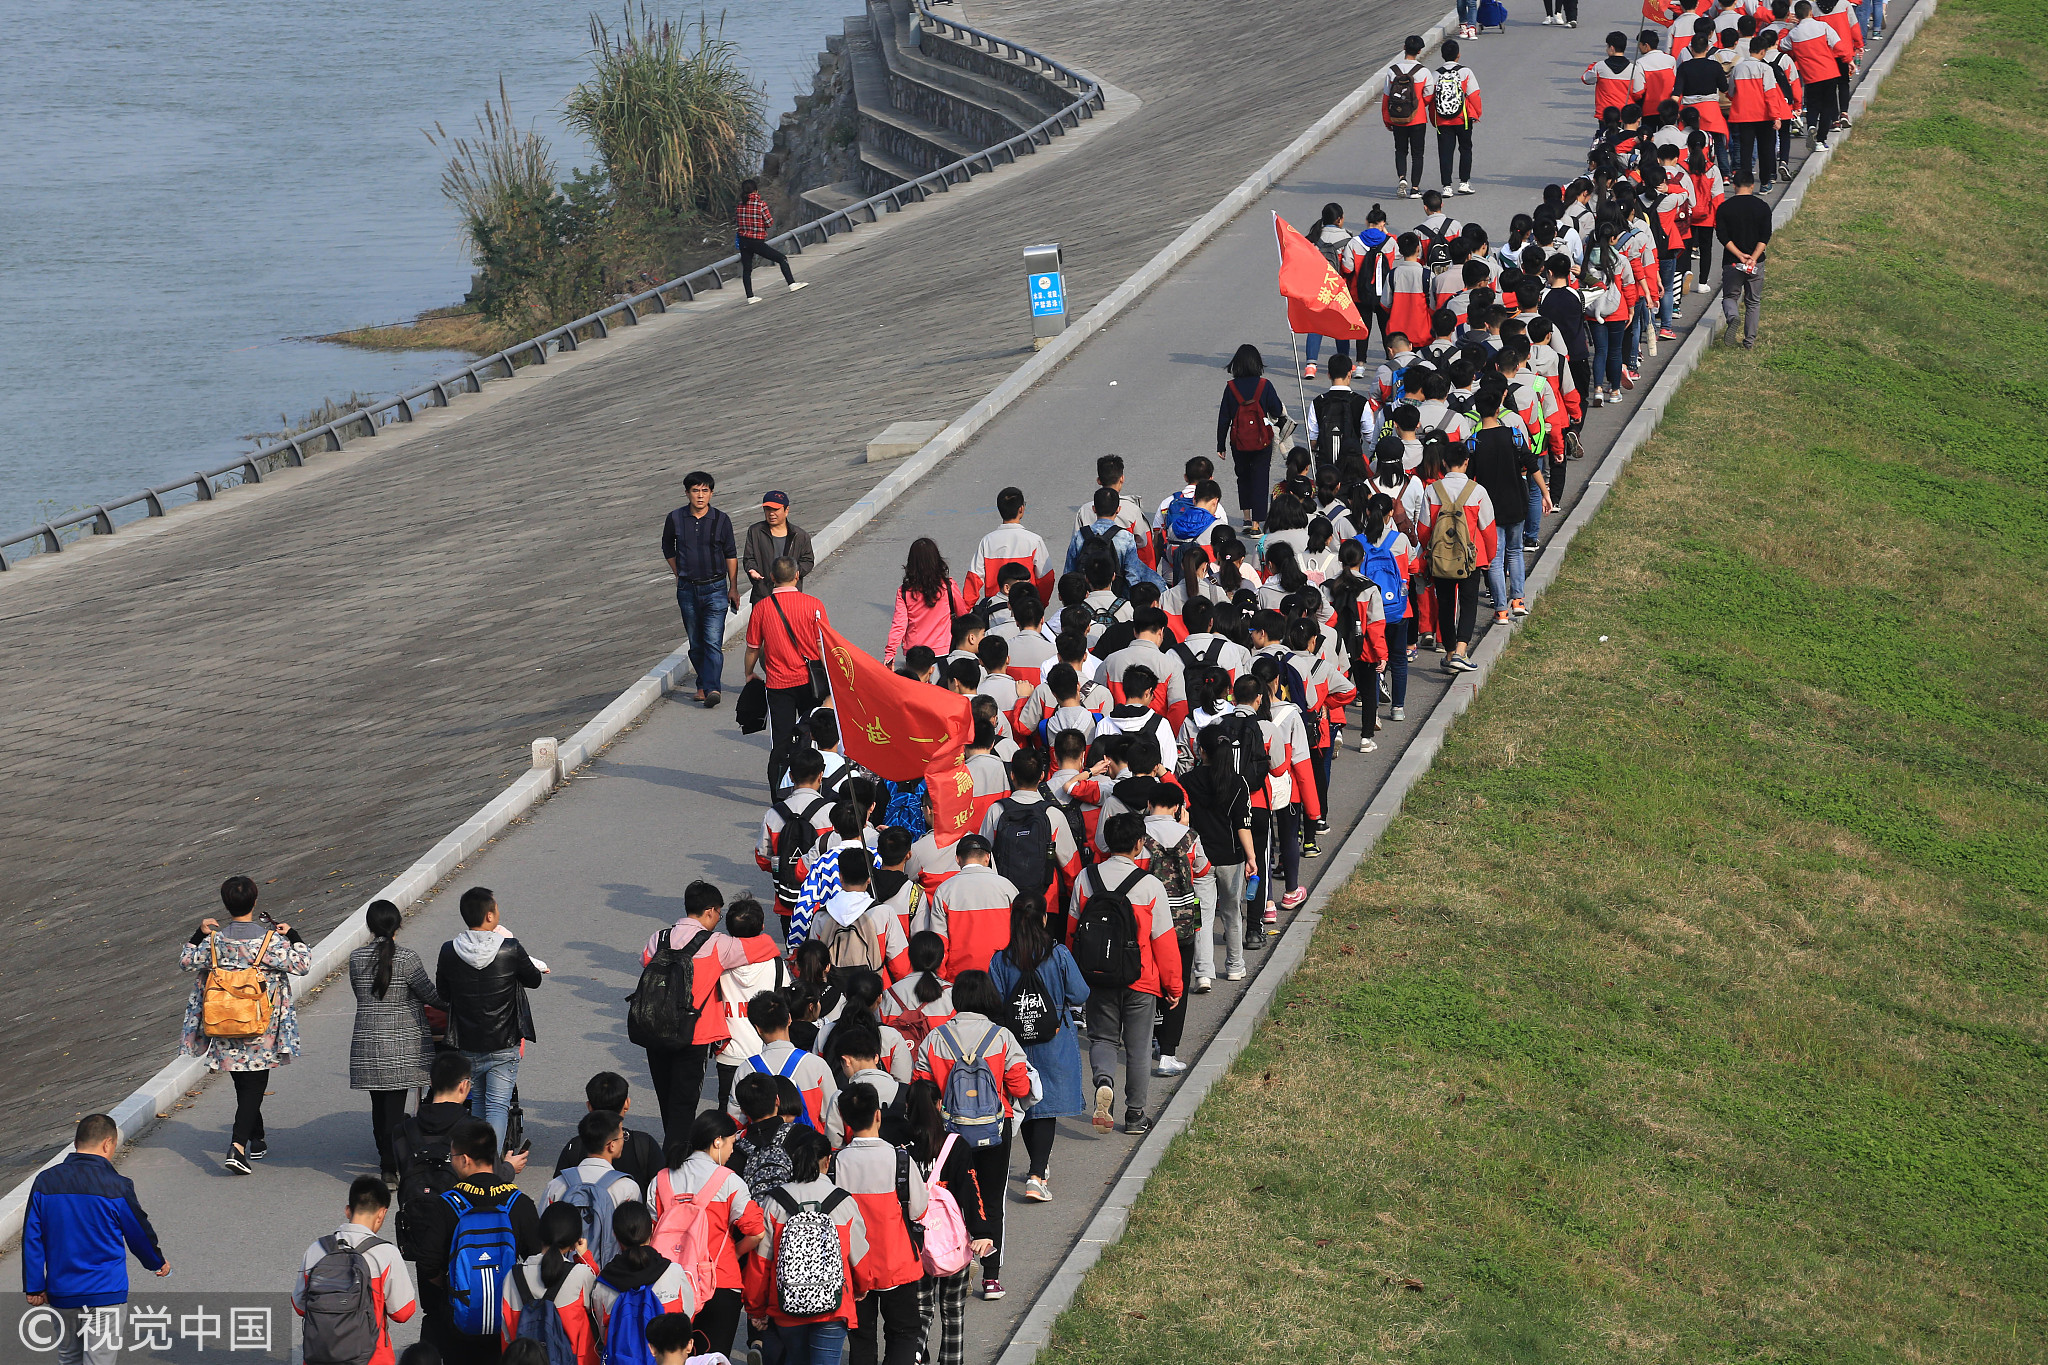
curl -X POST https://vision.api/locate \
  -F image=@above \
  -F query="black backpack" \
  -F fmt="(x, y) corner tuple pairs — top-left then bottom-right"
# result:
(991, 799), (1056, 898)
(1003, 958), (1061, 1045)
(1384, 61), (1421, 123)
(300, 1234), (384, 1365)
(392, 1120), (456, 1260)
(771, 795), (827, 903)
(1072, 867), (1150, 990)
(626, 928), (713, 1051)
(1036, 785), (1092, 870)
(1216, 712), (1271, 791)
(1418, 221), (1455, 275)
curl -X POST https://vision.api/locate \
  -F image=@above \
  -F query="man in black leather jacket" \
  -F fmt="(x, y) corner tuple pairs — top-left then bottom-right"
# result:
(435, 886), (544, 1150)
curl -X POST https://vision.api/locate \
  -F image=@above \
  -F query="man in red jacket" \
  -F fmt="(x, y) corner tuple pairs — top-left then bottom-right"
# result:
(1382, 35), (1434, 199)
(1071, 813), (1183, 1136)
(1432, 39), (1485, 196)
(636, 880), (785, 1148)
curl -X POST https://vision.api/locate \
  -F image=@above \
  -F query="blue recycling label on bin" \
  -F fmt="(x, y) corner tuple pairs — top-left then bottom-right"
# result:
(1029, 272), (1066, 318)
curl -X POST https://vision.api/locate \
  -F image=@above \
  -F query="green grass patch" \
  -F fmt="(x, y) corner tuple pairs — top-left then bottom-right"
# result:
(1039, 2), (2048, 1360)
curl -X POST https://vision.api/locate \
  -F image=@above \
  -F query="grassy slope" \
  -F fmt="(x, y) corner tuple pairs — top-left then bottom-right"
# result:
(1040, 1), (2048, 1360)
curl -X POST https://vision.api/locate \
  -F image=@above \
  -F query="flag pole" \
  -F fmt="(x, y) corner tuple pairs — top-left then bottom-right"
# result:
(1273, 213), (1311, 420)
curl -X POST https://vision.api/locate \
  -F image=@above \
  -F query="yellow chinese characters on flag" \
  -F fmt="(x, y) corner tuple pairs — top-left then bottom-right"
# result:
(1275, 213), (1371, 341)
(924, 756), (978, 849)
(818, 621), (972, 782)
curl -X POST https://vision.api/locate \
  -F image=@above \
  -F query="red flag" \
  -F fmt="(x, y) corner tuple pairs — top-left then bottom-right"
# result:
(818, 621), (972, 781)
(923, 755), (980, 849)
(1276, 214), (1371, 340)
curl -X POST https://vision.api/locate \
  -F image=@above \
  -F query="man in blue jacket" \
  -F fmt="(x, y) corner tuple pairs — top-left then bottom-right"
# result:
(22, 1115), (170, 1365)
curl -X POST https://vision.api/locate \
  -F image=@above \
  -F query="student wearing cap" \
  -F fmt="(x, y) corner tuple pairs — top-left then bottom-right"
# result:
(742, 491), (815, 605)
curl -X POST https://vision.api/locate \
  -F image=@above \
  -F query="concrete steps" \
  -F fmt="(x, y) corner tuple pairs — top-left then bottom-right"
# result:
(832, 0), (1079, 207)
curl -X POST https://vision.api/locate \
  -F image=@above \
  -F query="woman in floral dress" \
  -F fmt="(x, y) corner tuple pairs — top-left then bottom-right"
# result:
(179, 875), (313, 1174)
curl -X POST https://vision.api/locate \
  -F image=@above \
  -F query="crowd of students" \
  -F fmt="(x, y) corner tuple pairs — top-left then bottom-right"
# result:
(16, 10), (1888, 1365)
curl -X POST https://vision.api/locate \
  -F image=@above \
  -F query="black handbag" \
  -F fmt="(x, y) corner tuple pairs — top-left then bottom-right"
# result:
(736, 678), (769, 734)
(768, 592), (831, 705)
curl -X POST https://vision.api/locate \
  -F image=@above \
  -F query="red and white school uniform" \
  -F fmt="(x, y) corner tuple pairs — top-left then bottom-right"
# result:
(1062, 861), (1184, 998)
(912, 1012), (1038, 1115)
(1786, 17), (1844, 85)
(1634, 50), (1680, 113)
(1763, 48), (1803, 119)
(295, 1225), (417, 1365)
(499, 1258), (599, 1365)
(1419, 471), (1499, 571)
(651, 1154), (764, 1299)
(746, 1177), (874, 1329)
(1381, 259), (1434, 343)
(827, 1139), (929, 1291)
(963, 523), (1053, 604)
(725, 1038), (837, 1133)
(917, 863), (1021, 978)
(1727, 54), (1774, 124)
(1583, 55), (1636, 120)
(1816, 0), (1864, 59)
(639, 922), (786, 1047)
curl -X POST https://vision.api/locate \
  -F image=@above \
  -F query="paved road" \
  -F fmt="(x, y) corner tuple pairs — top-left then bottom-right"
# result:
(51, 0), (1929, 1355)
(0, 0), (1443, 1184)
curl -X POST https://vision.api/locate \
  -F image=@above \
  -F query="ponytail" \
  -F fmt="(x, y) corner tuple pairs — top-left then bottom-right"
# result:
(366, 899), (401, 1001)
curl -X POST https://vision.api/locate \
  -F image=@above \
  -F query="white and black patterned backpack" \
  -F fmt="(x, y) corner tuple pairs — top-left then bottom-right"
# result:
(769, 1188), (850, 1317)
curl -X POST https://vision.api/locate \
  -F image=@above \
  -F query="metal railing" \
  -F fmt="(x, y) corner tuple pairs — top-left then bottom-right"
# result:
(0, 1), (1102, 572)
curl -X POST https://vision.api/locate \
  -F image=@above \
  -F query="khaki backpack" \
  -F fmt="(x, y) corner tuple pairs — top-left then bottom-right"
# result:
(201, 930), (277, 1039)
(1426, 479), (1480, 581)
(824, 910), (885, 975)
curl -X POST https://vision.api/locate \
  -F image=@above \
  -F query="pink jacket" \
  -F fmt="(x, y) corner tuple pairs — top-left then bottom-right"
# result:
(884, 580), (968, 663)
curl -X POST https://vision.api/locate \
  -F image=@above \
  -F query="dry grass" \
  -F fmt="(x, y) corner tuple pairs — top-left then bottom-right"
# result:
(1039, 2), (2048, 1361)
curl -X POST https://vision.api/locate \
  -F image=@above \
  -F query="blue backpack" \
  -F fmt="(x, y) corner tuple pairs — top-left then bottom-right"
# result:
(748, 1050), (819, 1131)
(601, 1281), (665, 1365)
(933, 1022), (1008, 1148)
(1359, 528), (1409, 622)
(442, 1190), (521, 1337)
(557, 1167), (631, 1271)
(511, 1270), (581, 1365)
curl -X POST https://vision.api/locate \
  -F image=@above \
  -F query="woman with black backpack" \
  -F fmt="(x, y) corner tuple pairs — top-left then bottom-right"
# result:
(986, 894), (1088, 1206)
(1216, 344), (1286, 536)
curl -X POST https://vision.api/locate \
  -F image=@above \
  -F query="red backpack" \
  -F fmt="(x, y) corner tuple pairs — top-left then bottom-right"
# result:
(1228, 379), (1272, 451)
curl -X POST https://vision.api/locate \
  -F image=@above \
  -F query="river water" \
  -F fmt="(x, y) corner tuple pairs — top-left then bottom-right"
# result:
(0, 0), (857, 540)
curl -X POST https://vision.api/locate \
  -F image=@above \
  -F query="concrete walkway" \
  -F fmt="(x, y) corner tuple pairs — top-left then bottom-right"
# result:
(0, 0), (1445, 1188)
(12, 1), (1925, 1361)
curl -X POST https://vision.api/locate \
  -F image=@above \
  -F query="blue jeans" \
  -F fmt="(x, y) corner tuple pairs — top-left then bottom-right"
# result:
(1592, 319), (1627, 389)
(1457, 0), (1479, 22)
(1304, 335), (1352, 364)
(1486, 531), (1527, 607)
(1524, 476), (1544, 547)
(1857, 0), (1882, 33)
(770, 1320), (846, 1365)
(1385, 615), (1410, 707)
(1625, 298), (1648, 369)
(674, 577), (729, 694)
(463, 1047), (519, 1147)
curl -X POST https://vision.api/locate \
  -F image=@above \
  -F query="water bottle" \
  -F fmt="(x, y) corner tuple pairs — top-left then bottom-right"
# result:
(1245, 873), (1260, 903)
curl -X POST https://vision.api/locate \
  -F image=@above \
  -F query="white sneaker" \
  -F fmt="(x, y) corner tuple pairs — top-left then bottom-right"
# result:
(1458, 181), (1475, 195)
(788, 280), (809, 292)
(1397, 178), (1409, 199)
(1696, 282), (1713, 294)
(1153, 1056), (1189, 1077)
(745, 295), (762, 304)
(1359, 735), (1378, 753)
(1194, 975), (1212, 993)
(1225, 968), (1247, 981)
(1391, 706), (1406, 722)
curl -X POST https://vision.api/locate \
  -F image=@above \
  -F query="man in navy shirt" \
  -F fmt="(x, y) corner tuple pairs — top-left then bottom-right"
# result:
(23, 1114), (170, 1365)
(661, 470), (740, 707)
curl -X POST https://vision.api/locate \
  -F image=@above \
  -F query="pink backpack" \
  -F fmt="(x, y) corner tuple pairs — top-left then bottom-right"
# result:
(918, 1134), (972, 1276)
(651, 1166), (725, 1308)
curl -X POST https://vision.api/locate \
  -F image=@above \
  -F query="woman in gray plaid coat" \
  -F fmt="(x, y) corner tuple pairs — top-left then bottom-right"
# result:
(348, 898), (444, 1179)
